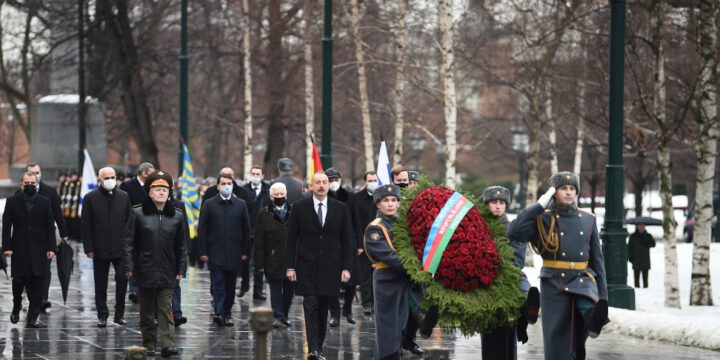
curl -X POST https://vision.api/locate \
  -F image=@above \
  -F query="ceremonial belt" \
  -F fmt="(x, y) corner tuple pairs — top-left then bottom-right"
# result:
(543, 260), (588, 270)
(375, 262), (391, 270)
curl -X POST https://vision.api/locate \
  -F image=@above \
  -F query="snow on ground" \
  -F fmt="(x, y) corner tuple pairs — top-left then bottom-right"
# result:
(523, 242), (720, 350)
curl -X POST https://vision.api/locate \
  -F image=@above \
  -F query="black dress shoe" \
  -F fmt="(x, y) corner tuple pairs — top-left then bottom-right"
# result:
(224, 317), (234, 326)
(344, 313), (356, 324)
(525, 287), (540, 325)
(160, 347), (179, 357)
(40, 301), (51, 313)
(402, 341), (424, 356)
(26, 320), (46, 328)
(329, 317), (340, 327)
(212, 316), (224, 326)
(128, 293), (138, 304)
(97, 318), (107, 328)
(237, 289), (247, 298)
(362, 304), (373, 315)
(307, 350), (325, 360)
(420, 305), (439, 338)
(281, 319), (291, 327)
(146, 349), (156, 356)
(10, 311), (19, 324)
(253, 292), (267, 300)
(113, 316), (127, 325)
(173, 315), (187, 327)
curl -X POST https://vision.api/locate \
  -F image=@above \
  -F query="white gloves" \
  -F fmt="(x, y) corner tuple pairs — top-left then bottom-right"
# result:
(537, 187), (556, 208)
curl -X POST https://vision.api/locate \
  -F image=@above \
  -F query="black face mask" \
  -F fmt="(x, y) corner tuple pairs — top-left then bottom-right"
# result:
(273, 197), (286, 207)
(23, 185), (37, 195)
(396, 183), (408, 189)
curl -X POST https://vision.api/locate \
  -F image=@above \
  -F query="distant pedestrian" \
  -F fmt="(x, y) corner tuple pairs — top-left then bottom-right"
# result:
(627, 223), (656, 288)
(273, 158), (303, 205)
(243, 165), (270, 300)
(81, 167), (132, 327)
(124, 171), (187, 358)
(2, 172), (57, 328)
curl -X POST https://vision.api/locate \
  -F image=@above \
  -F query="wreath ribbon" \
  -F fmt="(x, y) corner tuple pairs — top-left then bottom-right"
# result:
(422, 191), (474, 275)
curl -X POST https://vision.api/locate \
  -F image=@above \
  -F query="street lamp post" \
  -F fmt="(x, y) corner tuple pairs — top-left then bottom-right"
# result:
(320, 0), (333, 169)
(512, 125), (529, 210)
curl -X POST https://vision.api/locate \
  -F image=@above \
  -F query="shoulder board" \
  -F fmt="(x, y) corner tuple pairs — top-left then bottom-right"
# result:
(578, 209), (596, 217)
(544, 209), (551, 213)
(369, 218), (382, 226)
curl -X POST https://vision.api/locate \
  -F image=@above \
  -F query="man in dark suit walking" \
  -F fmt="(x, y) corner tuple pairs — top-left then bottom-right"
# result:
(243, 165), (270, 299)
(25, 162), (67, 312)
(285, 172), (353, 360)
(2, 172), (57, 328)
(351, 171), (379, 316)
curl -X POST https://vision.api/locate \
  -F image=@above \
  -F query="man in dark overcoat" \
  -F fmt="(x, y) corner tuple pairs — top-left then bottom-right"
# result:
(198, 174), (252, 326)
(285, 172), (353, 360)
(82, 166), (132, 327)
(2, 172), (57, 327)
(255, 182), (294, 327)
(272, 158), (303, 205)
(243, 165), (270, 300)
(351, 171), (379, 315)
(26, 162), (67, 312)
(508, 171), (609, 360)
(627, 223), (655, 288)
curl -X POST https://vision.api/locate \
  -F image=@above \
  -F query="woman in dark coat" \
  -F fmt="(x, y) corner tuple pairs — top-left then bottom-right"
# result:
(255, 182), (294, 327)
(627, 223), (656, 288)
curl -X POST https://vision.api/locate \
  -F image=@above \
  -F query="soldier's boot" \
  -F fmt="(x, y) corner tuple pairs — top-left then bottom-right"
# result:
(525, 287), (540, 325)
(419, 305), (438, 339)
(585, 299), (609, 338)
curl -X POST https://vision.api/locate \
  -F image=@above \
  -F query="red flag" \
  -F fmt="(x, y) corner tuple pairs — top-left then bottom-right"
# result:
(308, 140), (323, 178)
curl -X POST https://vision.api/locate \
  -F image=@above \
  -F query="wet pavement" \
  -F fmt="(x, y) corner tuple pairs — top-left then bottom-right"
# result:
(0, 243), (718, 359)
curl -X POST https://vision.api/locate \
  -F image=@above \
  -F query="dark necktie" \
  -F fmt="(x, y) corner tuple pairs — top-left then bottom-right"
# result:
(317, 203), (324, 227)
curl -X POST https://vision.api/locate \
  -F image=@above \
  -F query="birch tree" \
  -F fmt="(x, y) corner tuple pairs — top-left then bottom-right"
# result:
(304, 0), (315, 176)
(242, 0), (253, 178)
(392, 0), (409, 165)
(350, 0), (374, 171)
(546, 81), (558, 174)
(690, 0), (717, 306)
(439, 0), (457, 189)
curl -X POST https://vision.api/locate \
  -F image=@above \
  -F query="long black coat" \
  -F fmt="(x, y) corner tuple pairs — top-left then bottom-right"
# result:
(119, 177), (147, 206)
(244, 181), (270, 219)
(197, 194), (252, 270)
(285, 196), (353, 296)
(329, 187), (359, 286)
(255, 204), (291, 280)
(2, 192), (57, 277)
(123, 198), (188, 289)
(81, 187), (132, 259)
(628, 231), (655, 270)
(351, 188), (376, 250)
(38, 181), (68, 238)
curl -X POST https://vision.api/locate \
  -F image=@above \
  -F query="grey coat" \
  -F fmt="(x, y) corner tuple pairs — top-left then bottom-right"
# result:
(507, 203), (607, 360)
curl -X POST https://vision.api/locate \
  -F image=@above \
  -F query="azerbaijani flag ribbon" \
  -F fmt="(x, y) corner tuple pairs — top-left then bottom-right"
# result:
(422, 192), (475, 275)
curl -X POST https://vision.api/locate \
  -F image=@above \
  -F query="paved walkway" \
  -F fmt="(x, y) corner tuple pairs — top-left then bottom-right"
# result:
(0, 242), (717, 359)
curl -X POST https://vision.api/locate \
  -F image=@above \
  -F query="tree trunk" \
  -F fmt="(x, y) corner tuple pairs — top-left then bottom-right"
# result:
(690, 0), (717, 306)
(525, 93), (542, 206)
(350, 0), (375, 172)
(304, 0), (315, 179)
(242, 0), (253, 179)
(545, 81), (558, 174)
(262, 0), (286, 176)
(439, 0), (457, 189)
(392, 0), (408, 165)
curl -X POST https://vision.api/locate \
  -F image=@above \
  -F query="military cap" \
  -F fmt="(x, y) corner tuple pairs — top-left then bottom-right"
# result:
(408, 170), (421, 182)
(144, 170), (174, 192)
(373, 184), (401, 203)
(549, 171), (580, 192)
(277, 158), (294, 172)
(325, 167), (342, 179)
(482, 185), (511, 205)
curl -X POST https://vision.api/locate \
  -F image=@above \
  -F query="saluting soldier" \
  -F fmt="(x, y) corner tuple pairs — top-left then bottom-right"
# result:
(507, 172), (609, 360)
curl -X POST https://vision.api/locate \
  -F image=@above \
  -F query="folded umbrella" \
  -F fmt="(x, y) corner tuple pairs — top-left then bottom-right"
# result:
(56, 240), (74, 304)
(625, 216), (663, 226)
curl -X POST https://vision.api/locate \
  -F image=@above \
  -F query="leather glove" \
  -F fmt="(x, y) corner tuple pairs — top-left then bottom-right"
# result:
(537, 186), (556, 208)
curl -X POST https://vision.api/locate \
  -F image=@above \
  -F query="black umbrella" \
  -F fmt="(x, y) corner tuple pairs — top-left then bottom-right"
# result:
(626, 216), (663, 226)
(56, 240), (74, 304)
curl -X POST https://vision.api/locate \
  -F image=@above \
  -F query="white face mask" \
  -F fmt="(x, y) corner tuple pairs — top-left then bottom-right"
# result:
(102, 179), (116, 190)
(250, 177), (261, 186)
(367, 182), (378, 192)
(329, 182), (340, 192)
(219, 184), (233, 197)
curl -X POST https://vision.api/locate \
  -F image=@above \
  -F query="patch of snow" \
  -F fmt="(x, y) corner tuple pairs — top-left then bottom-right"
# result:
(38, 94), (99, 104)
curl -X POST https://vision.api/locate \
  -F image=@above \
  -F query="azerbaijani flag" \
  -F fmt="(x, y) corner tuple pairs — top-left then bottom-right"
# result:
(422, 192), (474, 275)
(308, 139), (323, 179)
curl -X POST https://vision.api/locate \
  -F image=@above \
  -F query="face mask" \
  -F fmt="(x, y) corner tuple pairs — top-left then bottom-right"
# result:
(273, 197), (286, 207)
(396, 183), (408, 189)
(250, 177), (261, 186)
(367, 182), (378, 192)
(102, 179), (116, 190)
(219, 184), (233, 197)
(329, 182), (340, 192)
(23, 184), (37, 195)
(35, 174), (41, 182)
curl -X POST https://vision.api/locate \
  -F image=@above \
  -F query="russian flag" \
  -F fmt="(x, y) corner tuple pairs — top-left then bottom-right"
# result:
(376, 141), (391, 185)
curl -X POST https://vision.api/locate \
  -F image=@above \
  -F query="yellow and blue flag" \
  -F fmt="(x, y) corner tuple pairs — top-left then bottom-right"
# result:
(179, 143), (201, 238)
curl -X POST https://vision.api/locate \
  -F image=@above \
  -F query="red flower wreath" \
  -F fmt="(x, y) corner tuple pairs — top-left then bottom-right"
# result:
(406, 186), (500, 292)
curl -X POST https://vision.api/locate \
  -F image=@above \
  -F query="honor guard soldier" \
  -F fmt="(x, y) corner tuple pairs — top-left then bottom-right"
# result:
(507, 172), (609, 360)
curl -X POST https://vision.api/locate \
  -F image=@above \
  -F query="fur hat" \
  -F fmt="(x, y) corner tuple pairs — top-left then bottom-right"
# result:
(373, 184), (401, 203)
(549, 171), (580, 192)
(482, 186), (511, 205)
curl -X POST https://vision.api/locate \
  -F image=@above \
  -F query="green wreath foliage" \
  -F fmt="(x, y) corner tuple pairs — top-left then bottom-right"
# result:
(394, 177), (525, 336)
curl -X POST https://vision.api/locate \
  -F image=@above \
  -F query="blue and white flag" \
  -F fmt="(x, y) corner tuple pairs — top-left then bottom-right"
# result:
(376, 140), (392, 185)
(79, 149), (96, 216)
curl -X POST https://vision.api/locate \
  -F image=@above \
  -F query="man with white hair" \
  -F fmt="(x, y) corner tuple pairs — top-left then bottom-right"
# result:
(81, 167), (132, 327)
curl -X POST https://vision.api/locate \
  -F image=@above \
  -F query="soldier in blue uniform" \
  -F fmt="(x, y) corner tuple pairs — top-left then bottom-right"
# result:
(507, 172), (609, 360)
(364, 185), (426, 360)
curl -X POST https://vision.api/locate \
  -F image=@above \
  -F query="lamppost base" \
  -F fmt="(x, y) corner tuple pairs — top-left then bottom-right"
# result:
(608, 284), (635, 310)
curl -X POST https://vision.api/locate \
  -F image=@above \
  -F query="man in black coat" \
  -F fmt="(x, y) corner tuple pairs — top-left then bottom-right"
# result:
(243, 165), (270, 300)
(198, 174), (252, 326)
(81, 167), (132, 327)
(26, 162), (67, 312)
(272, 158), (303, 205)
(119, 162), (155, 303)
(285, 172), (353, 360)
(325, 167), (358, 327)
(351, 171), (379, 316)
(201, 167), (258, 298)
(2, 172), (57, 327)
